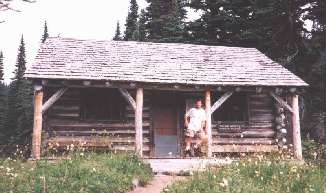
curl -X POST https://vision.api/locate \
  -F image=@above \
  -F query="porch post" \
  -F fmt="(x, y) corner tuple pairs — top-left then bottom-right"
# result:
(291, 94), (303, 160)
(205, 90), (212, 157)
(32, 85), (43, 160)
(135, 88), (143, 157)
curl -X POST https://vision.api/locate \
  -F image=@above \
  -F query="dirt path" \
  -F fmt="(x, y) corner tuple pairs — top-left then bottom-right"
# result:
(128, 175), (185, 193)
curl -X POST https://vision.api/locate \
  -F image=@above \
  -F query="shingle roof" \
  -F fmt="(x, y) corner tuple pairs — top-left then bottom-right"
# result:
(25, 37), (308, 87)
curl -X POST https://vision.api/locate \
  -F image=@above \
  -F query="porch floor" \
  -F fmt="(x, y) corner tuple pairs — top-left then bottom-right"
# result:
(143, 158), (234, 174)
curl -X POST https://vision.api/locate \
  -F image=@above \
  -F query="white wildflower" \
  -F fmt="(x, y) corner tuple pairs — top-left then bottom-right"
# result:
(219, 178), (229, 187)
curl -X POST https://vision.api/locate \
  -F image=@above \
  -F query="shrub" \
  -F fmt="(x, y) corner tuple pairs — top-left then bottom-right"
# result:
(164, 160), (326, 193)
(0, 153), (153, 193)
(303, 140), (326, 163)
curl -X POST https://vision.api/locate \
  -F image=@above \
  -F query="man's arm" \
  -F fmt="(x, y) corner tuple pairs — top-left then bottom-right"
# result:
(184, 114), (189, 128)
(184, 109), (191, 128)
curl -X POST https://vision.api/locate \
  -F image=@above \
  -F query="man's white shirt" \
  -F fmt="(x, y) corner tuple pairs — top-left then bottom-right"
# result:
(186, 107), (206, 132)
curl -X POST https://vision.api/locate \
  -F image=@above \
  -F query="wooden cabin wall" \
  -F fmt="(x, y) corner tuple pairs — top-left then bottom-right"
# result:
(212, 92), (278, 153)
(42, 88), (285, 155)
(42, 88), (152, 157)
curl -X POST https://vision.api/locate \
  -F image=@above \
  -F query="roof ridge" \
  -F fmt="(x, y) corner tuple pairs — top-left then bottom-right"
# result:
(44, 36), (259, 50)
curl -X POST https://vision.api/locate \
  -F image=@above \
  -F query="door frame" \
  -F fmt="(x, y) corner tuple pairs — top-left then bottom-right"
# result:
(151, 92), (181, 158)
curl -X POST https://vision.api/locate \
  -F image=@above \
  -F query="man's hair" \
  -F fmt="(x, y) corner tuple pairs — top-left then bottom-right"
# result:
(195, 98), (202, 103)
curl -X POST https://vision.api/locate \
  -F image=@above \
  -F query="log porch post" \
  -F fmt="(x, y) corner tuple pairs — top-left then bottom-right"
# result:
(135, 88), (143, 157)
(291, 94), (303, 160)
(205, 90), (212, 157)
(32, 85), (43, 160)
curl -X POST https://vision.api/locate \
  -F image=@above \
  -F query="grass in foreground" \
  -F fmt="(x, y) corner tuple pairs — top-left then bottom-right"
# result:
(0, 153), (153, 193)
(164, 159), (326, 193)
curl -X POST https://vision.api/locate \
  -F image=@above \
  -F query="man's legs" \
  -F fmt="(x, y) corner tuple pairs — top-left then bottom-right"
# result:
(194, 131), (205, 148)
(194, 131), (207, 156)
(184, 130), (194, 157)
(185, 136), (192, 151)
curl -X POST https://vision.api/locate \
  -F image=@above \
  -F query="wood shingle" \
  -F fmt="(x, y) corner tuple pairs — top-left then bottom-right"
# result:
(25, 37), (308, 87)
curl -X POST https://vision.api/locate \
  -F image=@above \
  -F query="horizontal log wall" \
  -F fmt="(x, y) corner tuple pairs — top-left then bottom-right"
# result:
(43, 88), (279, 155)
(46, 88), (81, 120)
(43, 88), (152, 156)
(212, 93), (278, 153)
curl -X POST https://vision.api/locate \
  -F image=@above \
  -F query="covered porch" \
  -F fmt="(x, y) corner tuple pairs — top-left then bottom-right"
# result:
(30, 80), (303, 160)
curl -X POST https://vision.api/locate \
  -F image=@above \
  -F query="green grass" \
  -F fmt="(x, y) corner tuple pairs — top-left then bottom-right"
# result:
(0, 153), (153, 193)
(164, 160), (326, 193)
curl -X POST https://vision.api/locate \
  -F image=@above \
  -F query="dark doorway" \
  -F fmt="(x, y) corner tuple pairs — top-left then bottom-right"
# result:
(152, 92), (180, 157)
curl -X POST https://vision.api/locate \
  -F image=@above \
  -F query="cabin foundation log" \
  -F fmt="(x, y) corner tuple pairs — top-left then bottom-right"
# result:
(32, 86), (44, 160)
(135, 88), (143, 157)
(205, 90), (212, 157)
(291, 95), (303, 160)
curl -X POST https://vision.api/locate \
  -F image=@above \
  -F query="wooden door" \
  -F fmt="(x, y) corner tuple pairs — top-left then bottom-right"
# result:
(152, 95), (179, 157)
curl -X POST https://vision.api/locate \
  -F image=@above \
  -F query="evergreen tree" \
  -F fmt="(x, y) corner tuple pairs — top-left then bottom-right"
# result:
(131, 22), (140, 41)
(124, 0), (139, 40)
(302, 0), (326, 123)
(0, 51), (3, 81)
(146, 0), (187, 42)
(113, 21), (122, 41)
(41, 20), (49, 43)
(250, 0), (309, 68)
(0, 51), (7, 142)
(189, 0), (308, 62)
(138, 9), (148, 41)
(188, 0), (254, 45)
(6, 36), (33, 145)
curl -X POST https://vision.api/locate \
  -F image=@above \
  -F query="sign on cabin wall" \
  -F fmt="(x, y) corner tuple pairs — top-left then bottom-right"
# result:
(217, 122), (245, 133)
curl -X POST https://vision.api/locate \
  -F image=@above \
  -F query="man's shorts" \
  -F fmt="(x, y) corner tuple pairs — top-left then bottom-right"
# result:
(185, 129), (204, 138)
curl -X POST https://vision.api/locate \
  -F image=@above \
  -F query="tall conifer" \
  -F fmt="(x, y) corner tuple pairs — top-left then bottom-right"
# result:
(146, 0), (187, 42)
(113, 21), (122, 41)
(0, 51), (3, 81)
(41, 20), (49, 43)
(138, 9), (148, 41)
(124, 0), (139, 40)
(0, 51), (7, 142)
(6, 36), (33, 145)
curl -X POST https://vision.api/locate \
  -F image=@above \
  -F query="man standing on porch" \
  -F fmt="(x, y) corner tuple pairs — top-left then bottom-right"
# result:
(184, 99), (207, 157)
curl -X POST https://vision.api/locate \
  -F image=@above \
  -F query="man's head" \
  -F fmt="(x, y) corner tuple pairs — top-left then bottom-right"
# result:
(195, 99), (203, 109)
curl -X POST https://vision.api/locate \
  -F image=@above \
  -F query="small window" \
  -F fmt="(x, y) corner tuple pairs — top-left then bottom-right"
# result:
(212, 92), (248, 122)
(80, 88), (126, 121)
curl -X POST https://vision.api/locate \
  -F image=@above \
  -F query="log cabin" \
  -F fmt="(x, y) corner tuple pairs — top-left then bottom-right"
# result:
(25, 37), (308, 160)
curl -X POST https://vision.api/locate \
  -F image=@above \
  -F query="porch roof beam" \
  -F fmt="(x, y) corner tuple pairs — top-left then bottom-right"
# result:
(118, 88), (136, 111)
(211, 91), (234, 114)
(42, 87), (68, 114)
(269, 92), (294, 114)
(40, 79), (305, 93)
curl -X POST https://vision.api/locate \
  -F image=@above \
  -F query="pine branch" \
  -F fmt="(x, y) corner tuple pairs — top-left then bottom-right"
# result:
(0, 0), (35, 22)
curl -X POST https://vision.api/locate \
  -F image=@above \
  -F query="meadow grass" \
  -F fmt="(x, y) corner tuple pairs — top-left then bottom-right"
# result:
(0, 153), (153, 193)
(164, 158), (326, 193)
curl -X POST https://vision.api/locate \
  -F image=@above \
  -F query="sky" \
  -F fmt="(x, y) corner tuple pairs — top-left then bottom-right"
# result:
(0, 0), (150, 83)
